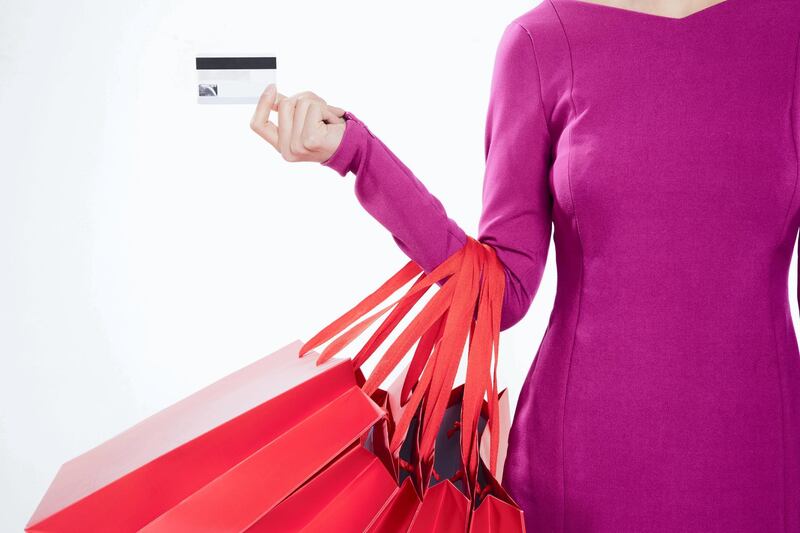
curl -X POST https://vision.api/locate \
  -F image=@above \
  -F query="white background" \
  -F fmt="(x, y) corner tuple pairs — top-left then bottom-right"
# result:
(2, 0), (798, 531)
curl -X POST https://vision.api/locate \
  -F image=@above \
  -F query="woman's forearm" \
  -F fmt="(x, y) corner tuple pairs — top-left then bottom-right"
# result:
(321, 111), (469, 276)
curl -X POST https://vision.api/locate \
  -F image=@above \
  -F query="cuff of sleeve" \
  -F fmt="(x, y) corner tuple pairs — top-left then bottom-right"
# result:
(320, 110), (371, 177)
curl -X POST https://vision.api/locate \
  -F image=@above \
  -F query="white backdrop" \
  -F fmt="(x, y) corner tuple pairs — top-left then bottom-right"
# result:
(2, 0), (797, 531)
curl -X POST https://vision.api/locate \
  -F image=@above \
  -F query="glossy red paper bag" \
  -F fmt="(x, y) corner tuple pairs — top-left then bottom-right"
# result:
(250, 360), (421, 532)
(365, 477), (423, 532)
(364, 384), (521, 533)
(359, 386), (521, 533)
(248, 443), (398, 532)
(469, 468), (526, 533)
(26, 341), (383, 532)
(249, 389), (495, 533)
(407, 392), (474, 533)
(407, 387), (523, 533)
(470, 389), (525, 533)
(297, 236), (526, 532)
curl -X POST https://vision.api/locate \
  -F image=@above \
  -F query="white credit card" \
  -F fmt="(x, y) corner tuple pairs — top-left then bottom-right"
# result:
(196, 56), (276, 104)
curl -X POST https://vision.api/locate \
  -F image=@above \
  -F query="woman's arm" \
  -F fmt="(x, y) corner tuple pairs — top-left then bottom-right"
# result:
(321, 21), (554, 331)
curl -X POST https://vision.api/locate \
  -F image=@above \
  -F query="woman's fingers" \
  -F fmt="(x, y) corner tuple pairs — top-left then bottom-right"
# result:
(324, 105), (347, 121)
(250, 84), (278, 148)
(252, 84), (346, 163)
(301, 101), (330, 156)
(276, 92), (297, 160)
(291, 96), (313, 156)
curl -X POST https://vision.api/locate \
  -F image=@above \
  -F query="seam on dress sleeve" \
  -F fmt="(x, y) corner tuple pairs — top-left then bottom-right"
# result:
(512, 20), (554, 147)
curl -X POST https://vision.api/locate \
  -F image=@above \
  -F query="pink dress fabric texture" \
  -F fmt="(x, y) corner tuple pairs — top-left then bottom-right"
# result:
(321, 0), (800, 531)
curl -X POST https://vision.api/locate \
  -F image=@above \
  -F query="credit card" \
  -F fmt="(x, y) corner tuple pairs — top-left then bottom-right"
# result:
(196, 56), (276, 104)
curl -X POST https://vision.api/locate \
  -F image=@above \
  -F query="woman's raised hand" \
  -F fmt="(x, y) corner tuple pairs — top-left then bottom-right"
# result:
(250, 83), (347, 163)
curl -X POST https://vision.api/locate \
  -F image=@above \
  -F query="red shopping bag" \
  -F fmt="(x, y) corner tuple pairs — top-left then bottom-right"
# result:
(27, 234), (524, 532)
(470, 388), (522, 533)
(366, 387), (485, 533)
(245, 370), (517, 533)
(386, 386), (522, 533)
(296, 235), (526, 532)
(363, 387), (519, 533)
(247, 443), (398, 532)
(244, 354), (429, 532)
(26, 342), (383, 532)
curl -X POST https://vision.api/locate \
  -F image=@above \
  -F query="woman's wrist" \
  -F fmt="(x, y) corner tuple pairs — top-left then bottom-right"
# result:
(320, 111), (372, 177)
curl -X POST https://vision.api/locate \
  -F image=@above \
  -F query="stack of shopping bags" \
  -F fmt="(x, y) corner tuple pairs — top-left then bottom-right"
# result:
(26, 236), (526, 532)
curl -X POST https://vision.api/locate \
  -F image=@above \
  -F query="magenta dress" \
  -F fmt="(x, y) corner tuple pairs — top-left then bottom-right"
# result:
(320, 0), (800, 530)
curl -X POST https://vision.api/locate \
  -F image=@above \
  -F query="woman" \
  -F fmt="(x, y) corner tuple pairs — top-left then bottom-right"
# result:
(250, 0), (800, 531)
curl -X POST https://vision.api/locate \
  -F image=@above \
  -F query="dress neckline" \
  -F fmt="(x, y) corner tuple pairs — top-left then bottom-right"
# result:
(558, 0), (734, 22)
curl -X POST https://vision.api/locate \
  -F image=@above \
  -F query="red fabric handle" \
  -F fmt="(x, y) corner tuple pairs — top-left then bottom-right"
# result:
(299, 236), (506, 488)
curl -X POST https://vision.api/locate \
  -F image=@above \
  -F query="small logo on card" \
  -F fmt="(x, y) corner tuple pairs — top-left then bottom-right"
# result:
(198, 84), (218, 97)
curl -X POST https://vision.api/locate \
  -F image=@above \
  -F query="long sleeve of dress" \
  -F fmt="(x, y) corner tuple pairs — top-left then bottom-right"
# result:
(321, 21), (554, 331)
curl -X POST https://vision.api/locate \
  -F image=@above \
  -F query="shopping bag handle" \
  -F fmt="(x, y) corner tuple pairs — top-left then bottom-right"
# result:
(298, 242), (463, 366)
(298, 236), (506, 487)
(401, 239), (504, 493)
